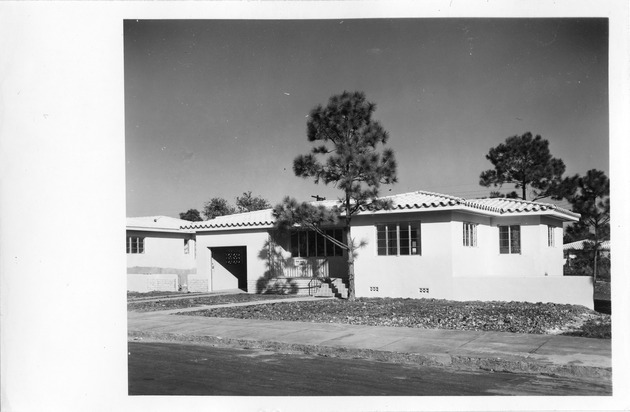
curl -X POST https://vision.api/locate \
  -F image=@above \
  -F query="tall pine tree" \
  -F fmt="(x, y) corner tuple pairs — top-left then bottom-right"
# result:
(559, 169), (610, 280)
(273, 91), (397, 299)
(480, 132), (566, 200)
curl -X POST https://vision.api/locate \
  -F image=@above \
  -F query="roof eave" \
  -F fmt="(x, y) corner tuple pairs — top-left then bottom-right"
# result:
(356, 204), (463, 216)
(357, 204), (580, 222)
(186, 223), (275, 232)
(126, 226), (195, 233)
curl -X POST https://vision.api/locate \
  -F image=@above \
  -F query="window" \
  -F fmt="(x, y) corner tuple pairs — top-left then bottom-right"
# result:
(126, 236), (144, 254)
(499, 225), (520, 254)
(548, 225), (555, 247)
(290, 229), (343, 257)
(463, 222), (477, 247)
(377, 222), (420, 256)
(184, 238), (190, 254)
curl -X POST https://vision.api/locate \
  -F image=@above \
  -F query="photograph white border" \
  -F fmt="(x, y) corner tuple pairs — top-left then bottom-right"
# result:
(1, 1), (628, 411)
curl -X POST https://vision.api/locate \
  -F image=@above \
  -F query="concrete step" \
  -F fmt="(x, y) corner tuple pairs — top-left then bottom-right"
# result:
(329, 278), (348, 299)
(314, 283), (335, 297)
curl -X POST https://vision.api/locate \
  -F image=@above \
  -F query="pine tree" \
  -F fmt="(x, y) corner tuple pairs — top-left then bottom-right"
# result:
(273, 91), (397, 300)
(560, 169), (610, 280)
(480, 132), (565, 200)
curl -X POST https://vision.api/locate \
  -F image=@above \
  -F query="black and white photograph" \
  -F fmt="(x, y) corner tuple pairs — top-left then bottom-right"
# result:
(125, 17), (612, 396)
(2, 1), (630, 411)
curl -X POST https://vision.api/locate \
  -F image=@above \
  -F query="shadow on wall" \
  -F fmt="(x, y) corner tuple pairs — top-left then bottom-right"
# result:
(256, 233), (298, 295)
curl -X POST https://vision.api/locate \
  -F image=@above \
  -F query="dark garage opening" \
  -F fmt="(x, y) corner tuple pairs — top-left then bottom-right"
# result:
(210, 246), (248, 292)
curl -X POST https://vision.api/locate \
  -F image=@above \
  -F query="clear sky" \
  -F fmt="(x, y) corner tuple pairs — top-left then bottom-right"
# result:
(124, 18), (608, 218)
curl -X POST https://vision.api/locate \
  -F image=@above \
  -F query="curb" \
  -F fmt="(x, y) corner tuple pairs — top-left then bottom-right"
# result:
(127, 330), (612, 382)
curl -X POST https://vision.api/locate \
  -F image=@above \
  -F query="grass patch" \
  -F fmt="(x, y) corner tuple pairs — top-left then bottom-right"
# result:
(180, 297), (611, 338)
(127, 291), (190, 300)
(127, 293), (297, 312)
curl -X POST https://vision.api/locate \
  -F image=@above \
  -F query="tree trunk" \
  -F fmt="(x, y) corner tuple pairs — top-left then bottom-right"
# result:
(593, 225), (599, 282)
(522, 182), (527, 200)
(593, 249), (598, 283)
(347, 228), (355, 300)
(345, 193), (355, 300)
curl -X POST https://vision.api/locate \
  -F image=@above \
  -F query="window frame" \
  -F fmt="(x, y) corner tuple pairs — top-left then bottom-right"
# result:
(126, 236), (145, 254)
(290, 228), (344, 258)
(376, 221), (421, 256)
(547, 225), (555, 247)
(462, 222), (478, 247)
(498, 225), (521, 254)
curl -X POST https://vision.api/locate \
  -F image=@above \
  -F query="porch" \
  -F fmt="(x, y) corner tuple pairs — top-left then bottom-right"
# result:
(256, 256), (349, 297)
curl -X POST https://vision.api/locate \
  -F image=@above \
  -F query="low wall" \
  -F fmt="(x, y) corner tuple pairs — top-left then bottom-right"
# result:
(127, 266), (196, 275)
(187, 274), (209, 293)
(127, 274), (179, 293)
(452, 276), (593, 309)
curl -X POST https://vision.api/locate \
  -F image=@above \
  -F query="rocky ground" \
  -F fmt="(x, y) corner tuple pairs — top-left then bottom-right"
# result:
(177, 297), (611, 338)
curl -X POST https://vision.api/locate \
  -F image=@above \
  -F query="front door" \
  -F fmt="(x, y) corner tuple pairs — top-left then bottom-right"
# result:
(210, 246), (247, 292)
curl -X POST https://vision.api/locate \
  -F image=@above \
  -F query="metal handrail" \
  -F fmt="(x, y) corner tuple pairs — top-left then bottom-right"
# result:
(308, 278), (323, 296)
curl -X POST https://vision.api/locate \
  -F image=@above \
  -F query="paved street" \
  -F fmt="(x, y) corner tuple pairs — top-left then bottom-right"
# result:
(128, 342), (612, 396)
(128, 309), (612, 380)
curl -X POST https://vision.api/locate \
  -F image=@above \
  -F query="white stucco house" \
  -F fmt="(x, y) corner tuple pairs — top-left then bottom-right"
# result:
(126, 216), (200, 292)
(127, 190), (594, 308)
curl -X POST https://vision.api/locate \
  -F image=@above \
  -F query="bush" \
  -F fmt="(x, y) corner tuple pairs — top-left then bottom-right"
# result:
(562, 318), (611, 339)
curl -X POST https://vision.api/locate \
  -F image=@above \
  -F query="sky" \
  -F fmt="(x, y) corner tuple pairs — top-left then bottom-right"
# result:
(124, 18), (609, 218)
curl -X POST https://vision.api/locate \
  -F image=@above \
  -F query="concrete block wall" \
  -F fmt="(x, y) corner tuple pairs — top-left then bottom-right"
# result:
(187, 274), (209, 293)
(127, 274), (179, 293)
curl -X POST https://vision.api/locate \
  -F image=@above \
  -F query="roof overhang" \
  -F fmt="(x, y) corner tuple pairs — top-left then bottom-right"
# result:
(187, 223), (275, 232)
(353, 204), (579, 222)
(126, 226), (196, 234)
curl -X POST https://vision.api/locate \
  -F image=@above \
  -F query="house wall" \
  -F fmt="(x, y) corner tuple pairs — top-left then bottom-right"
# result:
(480, 215), (565, 278)
(126, 230), (196, 291)
(349, 210), (577, 304)
(449, 214), (565, 278)
(450, 211), (493, 278)
(126, 230), (196, 273)
(482, 215), (541, 277)
(539, 216), (566, 277)
(452, 276), (593, 309)
(351, 211), (456, 300)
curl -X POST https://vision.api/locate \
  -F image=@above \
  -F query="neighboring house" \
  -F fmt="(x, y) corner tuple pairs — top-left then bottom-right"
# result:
(126, 216), (199, 292)
(563, 239), (611, 257)
(563, 239), (611, 279)
(177, 190), (593, 308)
